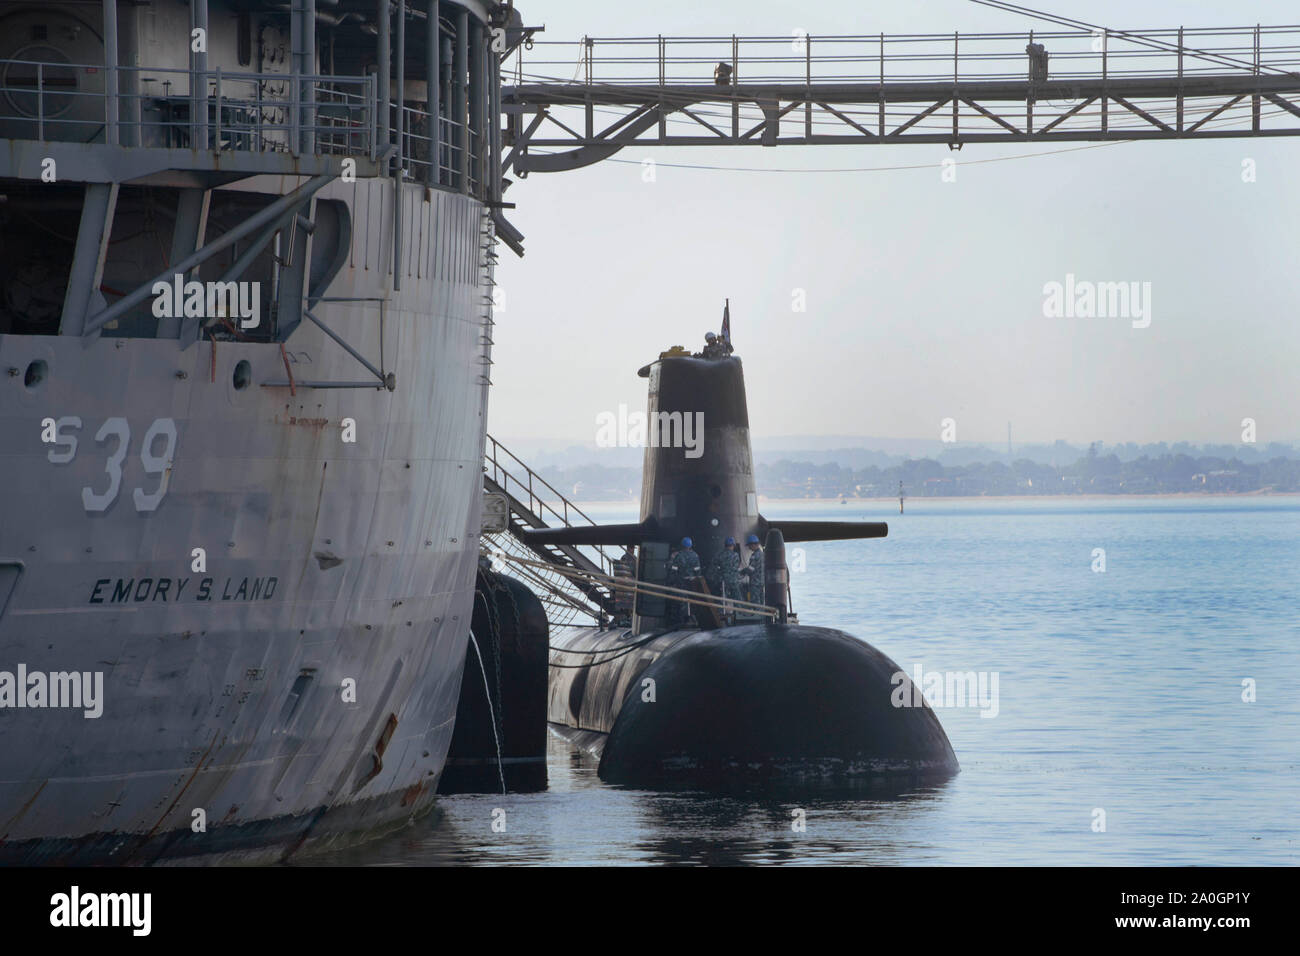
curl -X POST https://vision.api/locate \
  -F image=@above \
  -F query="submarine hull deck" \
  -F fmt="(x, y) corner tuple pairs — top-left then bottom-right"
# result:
(548, 623), (959, 789)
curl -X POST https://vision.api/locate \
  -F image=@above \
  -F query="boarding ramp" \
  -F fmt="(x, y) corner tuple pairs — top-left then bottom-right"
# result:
(481, 435), (622, 626)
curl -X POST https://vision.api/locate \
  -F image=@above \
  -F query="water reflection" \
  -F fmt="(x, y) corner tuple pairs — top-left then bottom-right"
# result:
(299, 734), (957, 866)
(629, 779), (955, 865)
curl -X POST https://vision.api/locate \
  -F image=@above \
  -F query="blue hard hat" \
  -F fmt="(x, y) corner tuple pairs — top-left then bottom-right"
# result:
(681, 537), (693, 548)
(746, 534), (760, 545)
(725, 536), (736, 546)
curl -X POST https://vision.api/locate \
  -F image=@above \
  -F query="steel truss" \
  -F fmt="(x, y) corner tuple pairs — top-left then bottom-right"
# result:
(500, 26), (1300, 173)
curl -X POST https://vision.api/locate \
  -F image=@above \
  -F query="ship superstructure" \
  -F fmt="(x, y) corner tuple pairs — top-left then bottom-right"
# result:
(0, 0), (522, 863)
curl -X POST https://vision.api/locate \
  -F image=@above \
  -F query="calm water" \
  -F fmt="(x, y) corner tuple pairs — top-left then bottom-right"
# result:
(314, 496), (1300, 866)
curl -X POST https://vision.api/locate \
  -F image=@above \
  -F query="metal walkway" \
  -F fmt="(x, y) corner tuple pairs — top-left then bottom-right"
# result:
(481, 435), (621, 626)
(501, 24), (1300, 173)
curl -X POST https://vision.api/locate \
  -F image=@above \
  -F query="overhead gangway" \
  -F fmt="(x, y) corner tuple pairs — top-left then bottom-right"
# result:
(499, 23), (1300, 173)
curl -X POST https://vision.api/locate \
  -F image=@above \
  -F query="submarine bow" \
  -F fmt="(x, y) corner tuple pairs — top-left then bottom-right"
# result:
(596, 625), (959, 786)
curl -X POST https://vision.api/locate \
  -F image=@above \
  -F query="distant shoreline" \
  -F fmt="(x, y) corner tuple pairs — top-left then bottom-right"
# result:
(765, 490), (1300, 504)
(568, 490), (1300, 508)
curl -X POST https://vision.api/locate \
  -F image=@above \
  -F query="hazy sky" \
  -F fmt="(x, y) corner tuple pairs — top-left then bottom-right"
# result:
(489, 0), (1299, 449)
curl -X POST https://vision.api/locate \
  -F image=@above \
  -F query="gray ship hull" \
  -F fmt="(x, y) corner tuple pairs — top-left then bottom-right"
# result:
(0, 177), (493, 864)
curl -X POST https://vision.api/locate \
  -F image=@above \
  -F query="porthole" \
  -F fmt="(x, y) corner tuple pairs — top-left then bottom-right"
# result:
(23, 359), (47, 389)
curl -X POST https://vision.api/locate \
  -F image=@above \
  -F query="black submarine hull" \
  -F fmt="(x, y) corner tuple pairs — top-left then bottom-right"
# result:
(548, 623), (958, 788)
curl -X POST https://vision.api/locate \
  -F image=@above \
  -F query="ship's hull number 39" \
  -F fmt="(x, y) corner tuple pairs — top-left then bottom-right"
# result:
(42, 416), (178, 512)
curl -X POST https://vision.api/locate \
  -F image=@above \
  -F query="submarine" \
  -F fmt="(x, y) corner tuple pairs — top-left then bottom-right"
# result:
(523, 318), (959, 789)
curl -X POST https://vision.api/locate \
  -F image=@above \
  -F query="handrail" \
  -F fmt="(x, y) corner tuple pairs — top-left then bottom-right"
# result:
(503, 25), (1300, 159)
(479, 534), (609, 627)
(2, 53), (495, 198)
(1, 57), (376, 159)
(512, 25), (1300, 88)
(494, 551), (779, 620)
(484, 433), (622, 588)
(486, 434), (604, 531)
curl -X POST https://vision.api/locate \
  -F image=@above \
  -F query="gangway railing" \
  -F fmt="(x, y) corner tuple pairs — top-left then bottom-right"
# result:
(513, 26), (1300, 88)
(485, 435), (617, 547)
(480, 533), (609, 628)
(501, 25), (1300, 172)
(494, 552), (780, 624)
(482, 435), (622, 624)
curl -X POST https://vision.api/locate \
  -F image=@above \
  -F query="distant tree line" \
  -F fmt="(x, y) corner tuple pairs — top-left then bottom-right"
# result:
(762, 448), (1299, 498)
(538, 447), (1300, 501)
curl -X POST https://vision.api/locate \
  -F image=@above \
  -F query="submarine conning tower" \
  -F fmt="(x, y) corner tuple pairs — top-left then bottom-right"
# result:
(518, 329), (889, 631)
(637, 352), (758, 575)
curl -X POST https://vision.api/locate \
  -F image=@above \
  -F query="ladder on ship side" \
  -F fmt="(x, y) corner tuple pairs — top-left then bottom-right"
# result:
(477, 205), (498, 388)
(481, 435), (622, 626)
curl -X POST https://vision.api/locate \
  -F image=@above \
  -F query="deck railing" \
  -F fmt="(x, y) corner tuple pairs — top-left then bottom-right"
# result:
(1, 55), (497, 195)
(0, 58), (378, 158)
